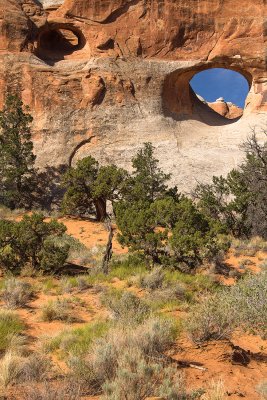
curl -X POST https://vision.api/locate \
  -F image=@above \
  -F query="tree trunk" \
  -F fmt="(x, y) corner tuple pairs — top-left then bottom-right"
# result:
(94, 198), (107, 221)
(102, 217), (114, 275)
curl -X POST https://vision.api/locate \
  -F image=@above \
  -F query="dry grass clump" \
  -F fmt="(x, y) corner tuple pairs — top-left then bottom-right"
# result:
(21, 380), (81, 400)
(232, 237), (267, 257)
(259, 259), (267, 270)
(20, 353), (52, 382)
(1, 278), (34, 309)
(59, 275), (92, 294)
(0, 310), (25, 352)
(187, 271), (267, 343)
(0, 351), (24, 388)
(202, 379), (225, 400)
(0, 352), (51, 388)
(54, 234), (93, 266)
(139, 266), (165, 290)
(101, 290), (151, 325)
(41, 298), (77, 323)
(257, 380), (267, 399)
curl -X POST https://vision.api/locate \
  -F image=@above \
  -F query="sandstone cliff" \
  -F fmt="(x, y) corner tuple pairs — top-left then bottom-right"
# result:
(0, 0), (266, 190)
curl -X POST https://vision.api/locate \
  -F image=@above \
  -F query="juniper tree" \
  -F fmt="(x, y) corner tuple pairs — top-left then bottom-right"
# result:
(0, 95), (36, 209)
(62, 156), (128, 221)
(128, 142), (172, 202)
(0, 213), (68, 273)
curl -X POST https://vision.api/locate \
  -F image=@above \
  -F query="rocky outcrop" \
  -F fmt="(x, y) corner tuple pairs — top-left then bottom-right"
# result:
(0, 0), (266, 191)
(205, 98), (243, 120)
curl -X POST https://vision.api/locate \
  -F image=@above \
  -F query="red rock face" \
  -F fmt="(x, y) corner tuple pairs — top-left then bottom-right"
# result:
(0, 0), (266, 189)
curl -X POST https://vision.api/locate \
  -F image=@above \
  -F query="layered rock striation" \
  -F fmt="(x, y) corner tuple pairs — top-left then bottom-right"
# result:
(0, 0), (266, 190)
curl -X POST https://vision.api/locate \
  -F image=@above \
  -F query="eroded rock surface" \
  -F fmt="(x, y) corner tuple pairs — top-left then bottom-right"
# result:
(0, 0), (266, 190)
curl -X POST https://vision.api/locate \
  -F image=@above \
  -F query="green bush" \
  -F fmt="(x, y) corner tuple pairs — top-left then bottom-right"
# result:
(0, 213), (69, 273)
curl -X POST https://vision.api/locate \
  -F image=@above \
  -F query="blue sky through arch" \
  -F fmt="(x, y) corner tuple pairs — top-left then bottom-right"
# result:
(190, 68), (249, 108)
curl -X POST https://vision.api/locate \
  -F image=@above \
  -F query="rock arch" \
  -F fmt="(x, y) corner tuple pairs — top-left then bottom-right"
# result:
(162, 63), (253, 124)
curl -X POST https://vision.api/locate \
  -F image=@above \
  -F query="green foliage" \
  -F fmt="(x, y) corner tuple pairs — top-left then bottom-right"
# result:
(0, 95), (36, 209)
(115, 199), (169, 266)
(195, 130), (267, 238)
(170, 198), (229, 268)
(0, 213), (68, 273)
(116, 196), (228, 269)
(195, 171), (250, 237)
(62, 156), (128, 221)
(127, 142), (172, 202)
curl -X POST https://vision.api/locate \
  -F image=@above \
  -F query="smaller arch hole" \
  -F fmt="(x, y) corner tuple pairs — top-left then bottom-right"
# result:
(36, 26), (85, 62)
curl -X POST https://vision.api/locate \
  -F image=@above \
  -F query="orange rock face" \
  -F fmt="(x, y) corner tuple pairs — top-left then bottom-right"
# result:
(207, 99), (243, 119)
(0, 0), (266, 189)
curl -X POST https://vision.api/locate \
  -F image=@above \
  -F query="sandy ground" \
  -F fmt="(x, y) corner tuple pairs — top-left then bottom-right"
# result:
(2, 218), (267, 399)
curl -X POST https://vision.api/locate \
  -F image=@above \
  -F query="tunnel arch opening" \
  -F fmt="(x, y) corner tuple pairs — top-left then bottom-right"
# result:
(190, 68), (250, 120)
(162, 65), (252, 125)
(36, 25), (86, 62)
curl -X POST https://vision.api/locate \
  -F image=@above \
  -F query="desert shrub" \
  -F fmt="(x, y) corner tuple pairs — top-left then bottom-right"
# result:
(70, 316), (178, 391)
(187, 271), (267, 343)
(259, 259), (267, 270)
(0, 351), (24, 387)
(76, 276), (91, 291)
(20, 353), (52, 382)
(5, 334), (28, 355)
(60, 275), (92, 294)
(1, 278), (34, 308)
(54, 234), (93, 266)
(101, 290), (150, 325)
(145, 283), (186, 311)
(22, 380), (81, 400)
(41, 298), (76, 323)
(101, 350), (200, 400)
(0, 310), (25, 351)
(132, 317), (178, 356)
(257, 380), (267, 399)
(139, 266), (165, 290)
